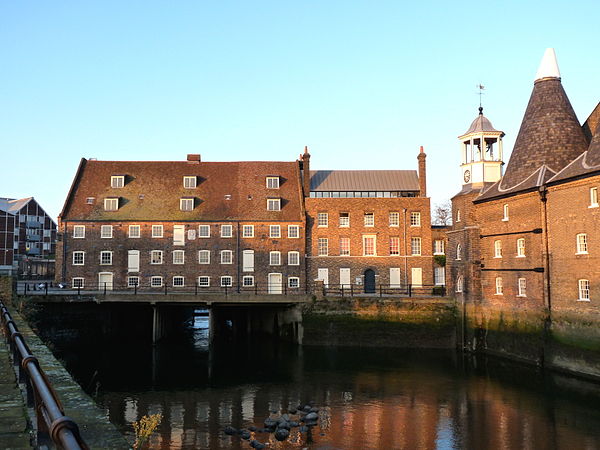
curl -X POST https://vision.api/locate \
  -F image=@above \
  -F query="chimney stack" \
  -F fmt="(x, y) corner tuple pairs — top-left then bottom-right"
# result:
(301, 146), (311, 197)
(417, 146), (427, 197)
(187, 154), (201, 163)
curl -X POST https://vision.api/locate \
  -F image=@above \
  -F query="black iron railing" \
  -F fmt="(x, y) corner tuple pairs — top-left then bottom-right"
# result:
(0, 300), (88, 449)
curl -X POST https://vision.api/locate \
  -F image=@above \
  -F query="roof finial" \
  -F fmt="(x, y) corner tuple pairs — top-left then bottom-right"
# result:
(535, 48), (560, 81)
(477, 84), (485, 113)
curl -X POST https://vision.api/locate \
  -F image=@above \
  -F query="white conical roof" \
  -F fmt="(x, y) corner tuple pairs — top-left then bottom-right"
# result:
(535, 48), (560, 81)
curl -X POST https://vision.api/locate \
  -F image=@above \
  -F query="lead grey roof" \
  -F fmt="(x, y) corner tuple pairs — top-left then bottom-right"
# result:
(0, 197), (32, 214)
(310, 170), (419, 191)
(462, 109), (502, 135)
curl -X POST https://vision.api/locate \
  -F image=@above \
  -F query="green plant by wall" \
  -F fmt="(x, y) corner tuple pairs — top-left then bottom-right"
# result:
(434, 255), (446, 266)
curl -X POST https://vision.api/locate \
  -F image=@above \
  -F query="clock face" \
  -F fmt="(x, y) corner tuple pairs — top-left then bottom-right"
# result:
(464, 170), (471, 183)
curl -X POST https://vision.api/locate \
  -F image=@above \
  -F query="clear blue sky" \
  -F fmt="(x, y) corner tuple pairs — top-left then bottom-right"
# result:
(1, 1), (599, 219)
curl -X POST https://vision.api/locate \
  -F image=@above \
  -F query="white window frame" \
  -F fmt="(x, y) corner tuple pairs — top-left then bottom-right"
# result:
(494, 240), (502, 258)
(456, 244), (462, 261)
(267, 198), (281, 211)
(104, 198), (119, 211)
(288, 225), (299, 238)
(220, 250), (233, 264)
(410, 212), (421, 227)
(517, 238), (526, 257)
(173, 276), (185, 287)
(221, 224), (233, 238)
(72, 278), (85, 288)
(456, 276), (463, 293)
(364, 212), (374, 227)
(578, 279), (590, 301)
(183, 176), (197, 189)
(434, 240), (445, 255)
(73, 225), (85, 239)
(288, 251), (300, 266)
(128, 225), (141, 238)
(266, 176), (280, 189)
(151, 276), (163, 287)
(411, 237), (422, 256)
(517, 278), (527, 297)
(198, 250), (210, 265)
(389, 212), (399, 227)
(269, 225), (281, 238)
(390, 237), (400, 256)
(363, 235), (376, 256)
(339, 213), (350, 228)
(270, 251), (281, 266)
(180, 198), (194, 211)
(100, 251), (113, 265)
(495, 277), (503, 295)
(502, 204), (509, 221)
(456, 209), (461, 222)
(242, 276), (255, 287)
(127, 276), (140, 288)
(72, 251), (85, 265)
(288, 277), (300, 289)
(111, 176), (124, 188)
(151, 225), (163, 238)
(318, 238), (328, 256)
(242, 225), (254, 238)
(173, 250), (185, 265)
(434, 267), (445, 286)
(101, 225), (113, 239)
(220, 276), (233, 287)
(317, 212), (328, 227)
(339, 237), (350, 256)
(576, 233), (588, 254)
(150, 250), (163, 265)
(198, 225), (210, 238)
(198, 276), (210, 287)
(590, 187), (599, 208)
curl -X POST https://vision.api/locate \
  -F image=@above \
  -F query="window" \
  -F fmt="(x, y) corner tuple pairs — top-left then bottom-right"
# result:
(221, 276), (233, 287)
(151, 276), (163, 287)
(172, 250), (185, 264)
(220, 250), (233, 264)
(364, 213), (374, 227)
(104, 198), (119, 211)
(183, 176), (197, 189)
(72, 251), (84, 265)
(180, 198), (194, 211)
(495, 277), (503, 295)
(456, 244), (462, 260)
(503, 204), (509, 221)
(73, 225), (85, 238)
(173, 276), (185, 287)
(100, 251), (113, 265)
(288, 225), (299, 238)
(410, 237), (421, 256)
(288, 251), (300, 265)
(578, 279), (590, 301)
(267, 198), (281, 211)
(456, 276), (463, 293)
(390, 237), (400, 255)
(410, 212), (421, 227)
(434, 267), (445, 286)
(111, 176), (124, 188)
(127, 276), (140, 288)
(101, 225), (113, 239)
(198, 225), (210, 238)
(434, 240), (445, 255)
(340, 237), (350, 256)
(270, 251), (281, 265)
(317, 212), (328, 227)
(198, 250), (210, 264)
(288, 277), (300, 289)
(129, 225), (141, 238)
(242, 225), (254, 238)
(590, 187), (599, 208)
(198, 276), (210, 287)
(72, 278), (84, 288)
(363, 235), (376, 256)
(266, 177), (280, 189)
(174, 225), (185, 245)
(389, 212), (399, 227)
(152, 225), (163, 238)
(318, 238), (328, 256)
(517, 278), (527, 297)
(85, 197), (95, 205)
(494, 240), (502, 258)
(242, 250), (254, 272)
(456, 209), (461, 222)
(576, 233), (588, 254)
(221, 225), (233, 238)
(242, 276), (255, 287)
(151, 250), (163, 264)
(517, 238), (526, 257)
(269, 225), (281, 238)
(339, 213), (350, 227)
(128, 250), (140, 272)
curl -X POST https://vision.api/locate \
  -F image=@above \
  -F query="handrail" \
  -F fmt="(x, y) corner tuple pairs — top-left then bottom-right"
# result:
(0, 300), (88, 449)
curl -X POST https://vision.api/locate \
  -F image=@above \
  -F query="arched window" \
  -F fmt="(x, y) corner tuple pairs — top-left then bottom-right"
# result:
(456, 243), (462, 261)
(456, 276), (463, 293)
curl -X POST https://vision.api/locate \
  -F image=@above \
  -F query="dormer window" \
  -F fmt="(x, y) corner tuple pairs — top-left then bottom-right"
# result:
(111, 176), (125, 188)
(266, 177), (280, 189)
(183, 176), (197, 189)
(267, 198), (281, 211)
(180, 198), (194, 211)
(104, 198), (119, 211)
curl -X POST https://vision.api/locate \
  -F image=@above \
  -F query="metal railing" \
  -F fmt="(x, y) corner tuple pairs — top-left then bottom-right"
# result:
(322, 283), (447, 298)
(0, 300), (88, 449)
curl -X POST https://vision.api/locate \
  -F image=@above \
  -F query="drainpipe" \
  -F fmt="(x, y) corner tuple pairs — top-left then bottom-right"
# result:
(539, 187), (551, 313)
(403, 208), (408, 287)
(236, 221), (241, 293)
(61, 221), (67, 282)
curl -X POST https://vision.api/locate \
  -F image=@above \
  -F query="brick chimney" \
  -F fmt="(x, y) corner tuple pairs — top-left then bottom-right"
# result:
(301, 146), (311, 197)
(187, 154), (201, 162)
(417, 146), (427, 197)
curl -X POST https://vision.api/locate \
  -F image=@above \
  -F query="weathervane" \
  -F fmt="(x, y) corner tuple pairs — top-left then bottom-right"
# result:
(477, 84), (485, 111)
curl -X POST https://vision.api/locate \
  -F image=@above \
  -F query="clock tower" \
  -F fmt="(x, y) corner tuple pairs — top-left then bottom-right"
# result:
(458, 107), (505, 187)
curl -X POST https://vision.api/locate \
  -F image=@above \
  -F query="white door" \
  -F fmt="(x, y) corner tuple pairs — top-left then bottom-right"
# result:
(317, 268), (329, 287)
(411, 268), (423, 287)
(268, 273), (283, 294)
(128, 250), (140, 272)
(390, 268), (401, 288)
(173, 225), (185, 246)
(339, 268), (351, 288)
(98, 273), (113, 291)
(242, 250), (254, 272)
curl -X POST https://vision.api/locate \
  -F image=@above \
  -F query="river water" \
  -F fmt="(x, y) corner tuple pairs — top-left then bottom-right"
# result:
(48, 316), (600, 449)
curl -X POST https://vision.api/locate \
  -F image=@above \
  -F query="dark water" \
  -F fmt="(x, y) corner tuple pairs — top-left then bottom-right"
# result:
(47, 316), (600, 449)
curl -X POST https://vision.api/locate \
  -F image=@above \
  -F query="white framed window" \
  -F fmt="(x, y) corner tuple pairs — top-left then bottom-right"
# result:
(129, 225), (141, 238)
(150, 250), (163, 265)
(434, 267), (445, 286)
(173, 276), (185, 287)
(151, 276), (163, 287)
(183, 176), (197, 189)
(101, 225), (113, 238)
(410, 212), (421, 227)
(72, 278), (85, 288)
(434, 240), (445, 255)
(456, 209), (461, 222)
(270, 251), (281, 265)
(104, 198), (119, 211)
(85, 197), (95, 205)
(173, 250), (185, 264)
(502, 204), (509, 221)
(494, 240), (502, 258)
(127, 276), (140, 288)
(517, 278), (527, 297)
(198, 250), (210, 264)
(411, 237), (421, 256)
(317, 212), (328, 227)
(100, 251), (113, 265)
(242, 225), (254, 238)
(456, 244), (462, 260)
(267, 198), (281, 211)
(72, 251), (85, 265)
(363, 235), (376, 256)
(495, 277), (503, 295)
(73, 225), (85, 238)
(390, 237), (400, 256)
(288, 225), (300, 238)
(242, 276), (254, 287)
(266, 176), (280, 189)
(517, 238), (526, 257)
(198, 225), (210, 238)
(221, 225), (233, 238)
(339, 213), (350, 227)
(111, 176), (124, 188)
(576, 233), (588, 254)
(364, 212), (374, 227)
(180, 198), (194, 211)
(221, 250), (233, 264)
(198, 276), (210, 287)
(456, 276), (463, 293)
(288, 277), (300, 289)
(288, 251), (300, 265)
(151, 225), (163, 238)
(221, 276), (233, 287)
(389, 212), (399, 227)
(590, 187), (599, 208)
(318, 238), (328, 256)
(340, 237), (350, 256)
(269, 225), (281, 238)
(578, 279), (590, 301)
